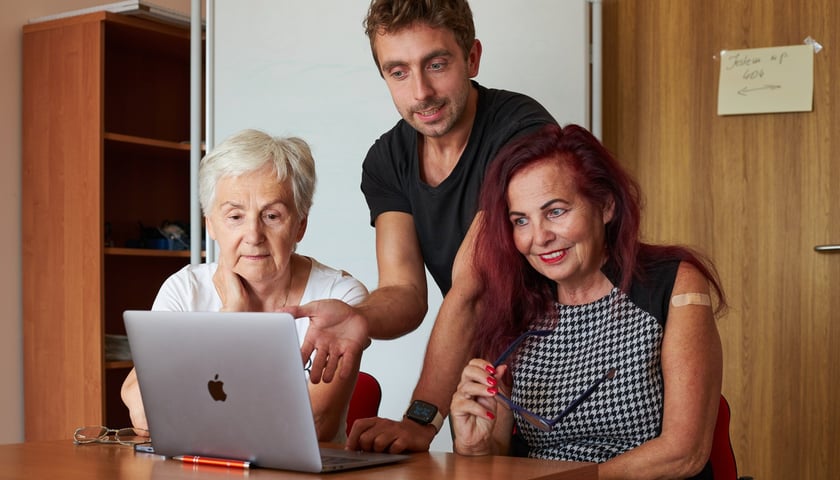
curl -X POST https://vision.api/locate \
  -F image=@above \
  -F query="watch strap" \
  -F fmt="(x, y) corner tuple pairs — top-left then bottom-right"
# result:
(426, 410), (444, 433)
(404, 403), (445, 433)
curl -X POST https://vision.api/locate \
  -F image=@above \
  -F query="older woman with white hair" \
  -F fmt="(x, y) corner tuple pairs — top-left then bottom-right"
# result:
(121, 129), (368, 443)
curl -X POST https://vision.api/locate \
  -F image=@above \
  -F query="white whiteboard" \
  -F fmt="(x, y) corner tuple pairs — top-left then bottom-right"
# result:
(212, 0), (591, 452)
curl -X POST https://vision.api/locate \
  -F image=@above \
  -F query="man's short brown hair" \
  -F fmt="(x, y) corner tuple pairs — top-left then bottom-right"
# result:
(363, 0), (476, 71)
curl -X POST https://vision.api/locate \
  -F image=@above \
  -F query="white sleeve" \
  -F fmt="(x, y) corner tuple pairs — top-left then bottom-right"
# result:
(301, 258), (370, 306)
(151, 265), (194, 311)
(331, 274), (369, 306)
(295, 259), (370, 346)
(150, 263), (221, 311)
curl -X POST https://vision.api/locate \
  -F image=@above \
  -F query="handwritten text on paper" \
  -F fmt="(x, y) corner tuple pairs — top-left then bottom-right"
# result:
(717, 44), (813, 116)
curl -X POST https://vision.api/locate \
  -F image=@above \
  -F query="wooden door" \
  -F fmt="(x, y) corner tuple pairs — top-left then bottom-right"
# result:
(602, 1), (839, 478)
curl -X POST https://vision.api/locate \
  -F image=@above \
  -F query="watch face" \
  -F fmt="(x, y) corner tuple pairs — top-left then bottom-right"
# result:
(407, 400), (437, 423)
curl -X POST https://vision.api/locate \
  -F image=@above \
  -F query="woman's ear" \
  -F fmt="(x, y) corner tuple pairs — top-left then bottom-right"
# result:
(205, 216), (216, 241)
(602, 197), (616, 224)
(295, 215), (308, 243)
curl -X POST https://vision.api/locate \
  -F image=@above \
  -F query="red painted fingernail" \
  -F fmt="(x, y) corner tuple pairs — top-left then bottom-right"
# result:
(487, 387), (497, 395)
(486, 411), (495, 420)
(486, 376), (497, 386)
(485, 365), (496, 374)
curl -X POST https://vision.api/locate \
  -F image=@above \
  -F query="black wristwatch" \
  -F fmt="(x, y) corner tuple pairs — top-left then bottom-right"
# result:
(404, 399), (444, 432)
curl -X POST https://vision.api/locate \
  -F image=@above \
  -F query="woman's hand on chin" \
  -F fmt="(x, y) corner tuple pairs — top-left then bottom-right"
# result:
(213, 256), (250, 311)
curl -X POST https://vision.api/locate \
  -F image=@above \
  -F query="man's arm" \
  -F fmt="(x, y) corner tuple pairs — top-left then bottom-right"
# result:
(346, 215), (483, 453)
(362, 211), (429, 339)
(288, 211), (429, 382)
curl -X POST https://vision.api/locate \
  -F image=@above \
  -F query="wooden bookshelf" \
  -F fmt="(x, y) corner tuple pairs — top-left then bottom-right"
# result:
(22, 11), (200, 441)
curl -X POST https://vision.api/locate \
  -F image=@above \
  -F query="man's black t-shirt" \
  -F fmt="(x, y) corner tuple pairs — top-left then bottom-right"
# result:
(361, 82), (557, 294)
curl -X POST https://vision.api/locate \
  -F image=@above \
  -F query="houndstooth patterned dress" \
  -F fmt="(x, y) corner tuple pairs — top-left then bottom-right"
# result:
(509, 262), (678, 462)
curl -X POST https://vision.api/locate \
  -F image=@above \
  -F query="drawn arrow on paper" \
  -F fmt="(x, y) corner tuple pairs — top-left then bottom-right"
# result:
(738, 84), (782, 96)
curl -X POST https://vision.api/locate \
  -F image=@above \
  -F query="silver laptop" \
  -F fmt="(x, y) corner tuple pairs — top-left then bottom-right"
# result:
(123, 310), (409, 473)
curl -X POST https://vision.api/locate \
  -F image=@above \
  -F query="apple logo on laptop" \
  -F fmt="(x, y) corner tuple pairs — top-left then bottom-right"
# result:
(207, 374), (227, 401)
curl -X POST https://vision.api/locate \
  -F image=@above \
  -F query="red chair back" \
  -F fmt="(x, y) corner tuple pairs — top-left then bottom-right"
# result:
(710, 395), (738, 480)
(346, 372), (382, 436)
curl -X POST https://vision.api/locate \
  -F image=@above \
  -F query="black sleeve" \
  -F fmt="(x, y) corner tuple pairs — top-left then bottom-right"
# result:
(360, 127), (413, 226)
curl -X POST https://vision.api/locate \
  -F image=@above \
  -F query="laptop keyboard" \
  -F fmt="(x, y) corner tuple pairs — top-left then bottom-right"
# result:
(321, 455), (368, 466)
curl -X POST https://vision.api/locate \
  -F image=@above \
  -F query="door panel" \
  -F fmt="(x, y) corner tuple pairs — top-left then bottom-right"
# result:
(602, 1), (839, 478)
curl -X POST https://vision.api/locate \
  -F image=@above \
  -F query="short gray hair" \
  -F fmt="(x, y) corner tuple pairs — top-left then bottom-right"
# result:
(199, 129), (317, 218)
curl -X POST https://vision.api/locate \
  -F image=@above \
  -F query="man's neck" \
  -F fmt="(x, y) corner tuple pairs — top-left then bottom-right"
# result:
(418, 87), (479, 187)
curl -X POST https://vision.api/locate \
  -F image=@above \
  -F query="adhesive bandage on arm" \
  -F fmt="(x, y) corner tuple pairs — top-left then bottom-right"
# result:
(670, 293), (712, 307)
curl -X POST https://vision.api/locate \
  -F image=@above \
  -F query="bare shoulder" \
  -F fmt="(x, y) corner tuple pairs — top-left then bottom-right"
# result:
(672, 261), (712, 295)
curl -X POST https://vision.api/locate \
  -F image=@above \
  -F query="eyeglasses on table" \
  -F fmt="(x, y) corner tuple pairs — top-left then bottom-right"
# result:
(73, 425), (151, 446)
(492, 329), (617, 432)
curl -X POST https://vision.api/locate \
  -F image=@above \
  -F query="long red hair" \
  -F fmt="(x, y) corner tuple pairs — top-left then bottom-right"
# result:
(472, 124), (726, 359)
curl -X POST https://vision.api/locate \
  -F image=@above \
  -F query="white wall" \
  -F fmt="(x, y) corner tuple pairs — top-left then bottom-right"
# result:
(213, 0), (590, 452)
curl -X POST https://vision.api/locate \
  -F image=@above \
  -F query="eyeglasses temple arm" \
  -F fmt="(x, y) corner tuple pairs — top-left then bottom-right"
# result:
(491, 330), (553, 368)
(551, 368), (617, 425)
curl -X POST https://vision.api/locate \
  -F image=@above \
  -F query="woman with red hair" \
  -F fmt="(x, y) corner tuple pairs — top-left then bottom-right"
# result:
(450, 124), (726, 480)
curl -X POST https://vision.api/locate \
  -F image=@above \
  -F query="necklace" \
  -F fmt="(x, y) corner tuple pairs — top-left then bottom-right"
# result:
(281, 259), (294, 307)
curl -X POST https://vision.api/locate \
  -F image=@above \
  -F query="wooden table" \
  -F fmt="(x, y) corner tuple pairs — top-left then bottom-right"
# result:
(0, 441), (597, 479)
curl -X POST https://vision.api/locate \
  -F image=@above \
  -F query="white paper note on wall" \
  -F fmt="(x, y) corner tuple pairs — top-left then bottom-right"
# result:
(717, 44), (814, 116)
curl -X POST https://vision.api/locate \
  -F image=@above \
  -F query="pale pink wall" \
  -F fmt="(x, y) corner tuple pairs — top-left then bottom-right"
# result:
(0, 0), (194, 444)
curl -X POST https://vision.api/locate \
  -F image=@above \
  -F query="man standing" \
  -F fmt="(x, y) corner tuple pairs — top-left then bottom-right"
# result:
(290, 0), (556, 453)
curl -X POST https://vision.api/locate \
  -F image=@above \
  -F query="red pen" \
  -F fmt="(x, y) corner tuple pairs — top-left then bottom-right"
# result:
(172, 455), (251, 469)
